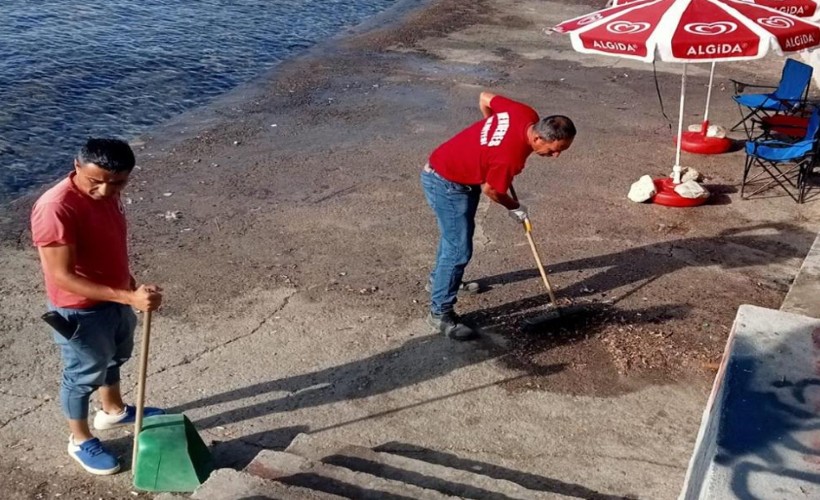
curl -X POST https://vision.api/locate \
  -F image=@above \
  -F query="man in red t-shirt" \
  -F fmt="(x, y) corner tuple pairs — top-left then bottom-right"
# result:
(31, 138), (164, 475)
(421, 92), (576, 339)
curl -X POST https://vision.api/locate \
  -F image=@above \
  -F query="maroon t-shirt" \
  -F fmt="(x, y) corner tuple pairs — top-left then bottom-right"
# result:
(31, 173), (130, 308)
(429, 95), (538, 193)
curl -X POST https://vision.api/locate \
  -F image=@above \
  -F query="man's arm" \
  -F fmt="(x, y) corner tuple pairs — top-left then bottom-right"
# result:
(479, 91), (498, 118)
(37, 244), (161, 311)
(481, 183), (519, 210)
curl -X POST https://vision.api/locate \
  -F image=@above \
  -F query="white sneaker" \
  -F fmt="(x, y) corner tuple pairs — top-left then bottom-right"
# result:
(93, 404), (166, 430)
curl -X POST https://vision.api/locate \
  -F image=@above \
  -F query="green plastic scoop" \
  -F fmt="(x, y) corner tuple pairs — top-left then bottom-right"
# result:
(132, 311), (213, 492)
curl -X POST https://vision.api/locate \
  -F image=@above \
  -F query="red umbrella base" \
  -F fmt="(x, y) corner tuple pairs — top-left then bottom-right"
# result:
(676, 131), (732, 155)
(651, 177), (708, 207)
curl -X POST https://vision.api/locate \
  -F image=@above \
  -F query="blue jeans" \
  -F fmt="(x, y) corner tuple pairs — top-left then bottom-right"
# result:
(48, 302), (137, 420)
(421, 167), (481, 315)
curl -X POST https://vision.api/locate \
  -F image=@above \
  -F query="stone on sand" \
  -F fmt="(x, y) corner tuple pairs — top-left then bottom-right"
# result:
(668, 167), (702, 183)
(686, 124), (726, 138)
(674, 180), (709, 199)
(628, 175), (656, 203)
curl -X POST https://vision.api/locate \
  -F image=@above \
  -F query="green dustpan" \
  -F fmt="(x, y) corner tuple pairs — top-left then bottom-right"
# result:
(131, 311), (213, 492)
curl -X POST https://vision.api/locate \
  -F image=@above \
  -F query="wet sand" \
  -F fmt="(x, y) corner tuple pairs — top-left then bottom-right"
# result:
(2, 0), (819, 498)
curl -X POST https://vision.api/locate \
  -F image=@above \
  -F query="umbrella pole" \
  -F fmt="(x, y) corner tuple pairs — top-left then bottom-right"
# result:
(701, 61), (716, 136)
(674, 63), (687, 184)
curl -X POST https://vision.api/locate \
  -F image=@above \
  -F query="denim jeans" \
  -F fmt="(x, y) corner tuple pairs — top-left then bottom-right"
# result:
(421, 167), (481, 315)
(48, 302), (137, 419)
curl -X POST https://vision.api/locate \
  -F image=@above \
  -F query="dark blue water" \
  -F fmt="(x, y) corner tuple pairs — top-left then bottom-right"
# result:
(0, 0), (400, 202)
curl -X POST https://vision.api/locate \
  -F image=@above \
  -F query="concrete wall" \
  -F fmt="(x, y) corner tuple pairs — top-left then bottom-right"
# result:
(679, 305), (820, 499)
(678, 315), (738, 500)
(782, 233), (820, 318)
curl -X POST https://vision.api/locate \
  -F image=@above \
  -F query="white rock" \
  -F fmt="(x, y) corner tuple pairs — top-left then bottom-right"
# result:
(674, 180), (710, 199)
(628, 175), (656, 203)
(682, 168), (702, 183)
(686, 124), (727, 138)
(707, 125), (727, 138)
(668, 167), (702, 183)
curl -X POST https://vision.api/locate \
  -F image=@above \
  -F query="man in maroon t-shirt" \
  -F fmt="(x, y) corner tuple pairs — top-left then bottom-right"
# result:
(32, 138), (164, 475)
(421, 92), (576, 339)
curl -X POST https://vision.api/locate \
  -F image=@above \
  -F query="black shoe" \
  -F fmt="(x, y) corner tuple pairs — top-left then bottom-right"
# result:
(426, 312), (478, 341)
(425, 281), (482, 295)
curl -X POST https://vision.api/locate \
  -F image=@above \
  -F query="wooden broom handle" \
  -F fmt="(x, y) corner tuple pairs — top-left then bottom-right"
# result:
(132, 309), (151, 469)
(509, 185), (558, 305)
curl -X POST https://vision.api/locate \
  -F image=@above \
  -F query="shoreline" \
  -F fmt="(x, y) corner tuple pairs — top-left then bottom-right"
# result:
(0, 0), (429, 212)
(2, 0), (819, 498)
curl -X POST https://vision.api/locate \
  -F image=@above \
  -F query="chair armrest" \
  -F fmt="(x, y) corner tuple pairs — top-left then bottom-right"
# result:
(730, 78), (777, 94)
(747, 139), (815, 159)
(751, 139), (796, 148)
(776, 97), (805, 109)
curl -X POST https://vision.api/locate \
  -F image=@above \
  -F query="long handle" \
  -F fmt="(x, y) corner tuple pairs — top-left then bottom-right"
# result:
(673, 62), (687, 184)
(132, 310), (152, 470)
(703, 61), (716, 126)
(509, 186), (558, 305)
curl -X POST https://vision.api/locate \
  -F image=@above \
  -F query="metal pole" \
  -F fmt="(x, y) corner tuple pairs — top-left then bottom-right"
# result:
(674, 63), (687, 184)
(703, 61), (715, 125)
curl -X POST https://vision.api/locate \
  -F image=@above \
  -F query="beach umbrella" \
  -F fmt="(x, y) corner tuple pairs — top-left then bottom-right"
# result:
(610, 0), (820, 150)
(614, 0), (820, 20)
(736, 0), (820, 20)
(554, 0), (820, 183)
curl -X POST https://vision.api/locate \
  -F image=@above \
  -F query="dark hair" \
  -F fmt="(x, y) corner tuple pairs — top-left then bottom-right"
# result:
(536, 115), (576, 142)
(76, 138), (135, 172)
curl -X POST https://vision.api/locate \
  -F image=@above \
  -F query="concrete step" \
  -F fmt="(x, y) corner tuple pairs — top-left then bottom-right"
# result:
(680, 305), (820, 499)
(192, 468), (346, 500)
(322, 445), (564, 500)
(285, 432), (347, 460)
(781, 233), (820, 318)
(246, 450), (459, 500)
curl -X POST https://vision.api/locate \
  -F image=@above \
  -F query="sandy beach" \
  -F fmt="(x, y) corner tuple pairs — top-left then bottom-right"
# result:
(2, 0), (820, 498)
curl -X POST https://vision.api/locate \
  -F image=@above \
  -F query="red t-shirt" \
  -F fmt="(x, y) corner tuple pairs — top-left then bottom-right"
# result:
(31, 173), (131, 309)
(429, 95), (538, 193)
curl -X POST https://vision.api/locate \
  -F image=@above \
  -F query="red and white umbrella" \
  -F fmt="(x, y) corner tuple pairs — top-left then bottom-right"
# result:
(555, 0), (820, 63)
(606, 0), (820, 144)
(614, 0), (820, 21)
(734, 0), (820, 20)
(554, 0), (820, 183)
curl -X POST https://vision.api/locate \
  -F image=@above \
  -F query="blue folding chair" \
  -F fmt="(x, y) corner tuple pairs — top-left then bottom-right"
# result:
(731, 59), (813, 138)
(743, 106), (820, 203)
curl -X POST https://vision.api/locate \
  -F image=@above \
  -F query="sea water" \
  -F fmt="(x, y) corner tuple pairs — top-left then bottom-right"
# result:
(0, 0), (400, 202)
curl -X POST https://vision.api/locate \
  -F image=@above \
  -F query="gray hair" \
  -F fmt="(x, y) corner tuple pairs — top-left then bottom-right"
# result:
(535, 115), (576, 142)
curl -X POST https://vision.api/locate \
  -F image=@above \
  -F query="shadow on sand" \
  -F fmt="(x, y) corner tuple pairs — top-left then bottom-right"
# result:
(158, 223), (814, 475)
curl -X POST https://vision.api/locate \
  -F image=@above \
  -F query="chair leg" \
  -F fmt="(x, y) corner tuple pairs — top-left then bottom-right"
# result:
(741, 156), (773, 198)
(744, 157), (802, 202)
(797, 163), (813, 204)
(741, 155), (753, 198)
(798, 168), (806, 204)
(732, 104), (785, 139)
(731, 102), (752, 132)
(733, 107), (768, 139)
(763, 163), (800, 202)
(729, 104), (757, 138)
